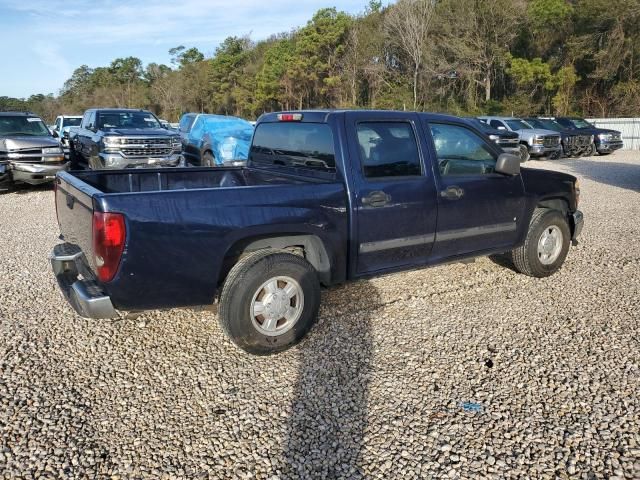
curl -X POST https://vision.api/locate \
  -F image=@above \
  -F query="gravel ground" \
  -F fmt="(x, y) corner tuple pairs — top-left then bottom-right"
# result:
(1, 151), (639, 479)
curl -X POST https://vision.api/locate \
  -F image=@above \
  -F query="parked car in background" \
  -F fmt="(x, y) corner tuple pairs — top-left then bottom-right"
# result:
(69, 109), (182, 170)
(51, 115), (83, 152)
(0, 111), (66, 188)
(465, 117), (529, 162)
(524, 118), (594, 158)
(179, 113), (254, 166)
(51, 110), (583, 355)
(478, 116), (562, 160)
(552, 117), (623, 156)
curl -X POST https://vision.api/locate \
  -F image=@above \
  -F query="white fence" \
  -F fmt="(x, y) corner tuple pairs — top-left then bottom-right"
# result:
(587, 118), (640, 150)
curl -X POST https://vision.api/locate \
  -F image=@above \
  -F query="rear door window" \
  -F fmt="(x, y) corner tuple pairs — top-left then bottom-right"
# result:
(356, 122), (421, 178)
(250, 122), (335, 170)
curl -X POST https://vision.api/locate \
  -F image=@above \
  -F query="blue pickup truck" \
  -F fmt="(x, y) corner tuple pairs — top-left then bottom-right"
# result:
(51, 110), (583, 354)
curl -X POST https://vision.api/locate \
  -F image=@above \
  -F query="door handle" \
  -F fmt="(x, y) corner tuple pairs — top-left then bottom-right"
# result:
(362, 190), (391, 207)
(440, 186), (465, 200)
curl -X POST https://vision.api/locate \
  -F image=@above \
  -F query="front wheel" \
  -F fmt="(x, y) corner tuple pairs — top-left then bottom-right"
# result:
(518, 144), (530, 162)
(510, 209), (571, 278)
(218, 249), (321, 355)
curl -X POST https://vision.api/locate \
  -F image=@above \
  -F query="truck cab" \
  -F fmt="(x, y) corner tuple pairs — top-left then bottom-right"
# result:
(52, 110), (583, 354)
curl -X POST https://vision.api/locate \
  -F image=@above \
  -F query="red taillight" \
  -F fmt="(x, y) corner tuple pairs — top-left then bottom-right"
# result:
(277, 113), (303, 122)
(92, 212), (126, 282)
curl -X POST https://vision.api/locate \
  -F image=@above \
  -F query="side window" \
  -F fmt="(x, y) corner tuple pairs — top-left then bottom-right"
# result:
(429, 123), (497, 177)
(356, 122), (421, 178)
(88, 112), (96, 129)
(56, 118), (62, 130)
(82, 112), (91, 128)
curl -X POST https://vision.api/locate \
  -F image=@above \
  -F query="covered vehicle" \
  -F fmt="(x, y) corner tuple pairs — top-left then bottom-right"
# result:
(0, 112), (67, 187)
(524, 118), (593, 158)
(181, 114), (254, 166)
(553, 117), (623, 155)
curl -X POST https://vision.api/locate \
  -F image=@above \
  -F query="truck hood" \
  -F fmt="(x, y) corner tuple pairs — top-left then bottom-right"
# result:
(570, 127), (621, 136)
(0, 136), (59, 151)
(514, 128), (560, 137)
(103, 128), (176, 137)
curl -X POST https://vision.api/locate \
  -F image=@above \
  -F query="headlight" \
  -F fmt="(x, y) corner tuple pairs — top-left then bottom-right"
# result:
(103, 136), (122, 147)
(598, 133), (611, 141)
(219, 137), (238, 161)
(42, 147), (63, 154)
(488, 134), (499, 141)
(171, 137), (181, 149)
(533, 136), (544, 145)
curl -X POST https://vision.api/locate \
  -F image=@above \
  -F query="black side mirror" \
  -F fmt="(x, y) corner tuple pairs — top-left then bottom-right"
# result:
(52, 130), (59, 138)
(495, 153), (521, 175)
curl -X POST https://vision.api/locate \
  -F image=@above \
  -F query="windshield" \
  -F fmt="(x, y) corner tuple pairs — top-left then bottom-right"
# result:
(63, 117), (82, 127)
(506, 119), (533, 130)
(0, 116), (51, 136)
(250, 122), (335, 170)
(97, 112), (161, 130)
(468, 118), (491, 132)
(537, 119), (562, 131)
(569, 118), (593, 129)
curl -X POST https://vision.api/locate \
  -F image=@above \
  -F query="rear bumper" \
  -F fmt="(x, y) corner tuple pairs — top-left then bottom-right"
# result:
(571, 210), (584, 241)
(50, 243), (118, 319)
(12, 162), (69, 185)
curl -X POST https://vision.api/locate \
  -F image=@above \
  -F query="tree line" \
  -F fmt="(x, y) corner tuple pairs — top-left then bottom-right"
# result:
(2, 0), (639, 122)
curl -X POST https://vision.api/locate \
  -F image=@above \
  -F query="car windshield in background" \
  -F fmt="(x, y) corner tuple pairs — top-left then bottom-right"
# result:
(539, 119), (563, 130)
(0, 116), (50, 136)
(98, 112), (161, 130)
(64, 118), (82, 127)
(506, 119), (532, 130)
(570, 118), (594, 129)
(250, 122), (335, 170)
(468, 119), (491, 132)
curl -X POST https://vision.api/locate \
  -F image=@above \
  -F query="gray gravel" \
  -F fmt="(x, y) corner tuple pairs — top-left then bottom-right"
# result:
(1, 152), (639, 479)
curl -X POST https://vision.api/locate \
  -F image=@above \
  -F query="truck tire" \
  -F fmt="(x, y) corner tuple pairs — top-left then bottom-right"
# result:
(68, 145), (80, 170)
(218, 249), (321, 355)
(510, 209), (571, 278)
(518, 144), (530, 162)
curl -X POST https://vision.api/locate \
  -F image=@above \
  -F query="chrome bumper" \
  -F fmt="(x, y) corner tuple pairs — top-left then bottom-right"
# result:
(12, 162), (69, 185)
(529, 145), (562, 157)
(50, 243), (118, 319)
(597, 141), (623, 152)
(99, 153), (183, 169)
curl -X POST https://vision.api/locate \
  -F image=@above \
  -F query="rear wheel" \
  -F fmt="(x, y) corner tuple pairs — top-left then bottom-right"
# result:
(218, 249), (321, 355)
(510, 209), (571, 278)
(202, 151), (215, 167)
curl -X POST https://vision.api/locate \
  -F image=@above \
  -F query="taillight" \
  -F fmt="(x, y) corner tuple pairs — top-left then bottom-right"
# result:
(277, 113), (303, 122)
(92, 212), (126, 282)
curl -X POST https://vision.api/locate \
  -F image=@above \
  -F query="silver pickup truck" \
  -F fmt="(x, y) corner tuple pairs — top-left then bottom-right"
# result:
(479, 116), (562, 159)
(0, 111), (67, 188)
(69, 109), (183, 170)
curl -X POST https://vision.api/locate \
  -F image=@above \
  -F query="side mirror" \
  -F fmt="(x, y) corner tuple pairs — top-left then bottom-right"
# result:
(495, 153), (521, 175)
(497, 126), (506, 130)
(52, 130), (59, 138)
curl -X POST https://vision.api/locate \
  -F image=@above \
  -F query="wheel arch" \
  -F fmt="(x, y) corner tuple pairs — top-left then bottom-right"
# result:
(219, 234), (332, 287)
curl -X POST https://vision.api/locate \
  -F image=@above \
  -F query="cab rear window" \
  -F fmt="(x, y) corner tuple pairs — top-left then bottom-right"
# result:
(249, 123), (335, 170)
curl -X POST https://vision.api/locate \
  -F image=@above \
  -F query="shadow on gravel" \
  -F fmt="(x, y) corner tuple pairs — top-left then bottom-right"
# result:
(1, 183), (54, 195)
(283, 281), (375, 479)
(488, 253), (518, 273)
(566, 158), (640, 192)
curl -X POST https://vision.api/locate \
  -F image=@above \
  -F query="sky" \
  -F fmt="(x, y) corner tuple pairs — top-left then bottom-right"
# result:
(0, 0), (372, 99)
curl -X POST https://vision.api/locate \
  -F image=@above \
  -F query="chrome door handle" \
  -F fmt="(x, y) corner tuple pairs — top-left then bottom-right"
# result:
(362, 191), (391, 207)
(440, 186), (464, 200)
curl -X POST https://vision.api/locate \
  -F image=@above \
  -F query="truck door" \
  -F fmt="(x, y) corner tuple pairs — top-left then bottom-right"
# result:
(423, 120), (526, 260)
(345, 112), (438, 275)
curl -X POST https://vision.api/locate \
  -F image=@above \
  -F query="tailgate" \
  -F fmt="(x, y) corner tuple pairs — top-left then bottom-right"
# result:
(54, 171), (102, 270)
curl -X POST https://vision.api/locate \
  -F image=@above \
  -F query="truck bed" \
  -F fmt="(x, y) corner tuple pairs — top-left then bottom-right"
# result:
(54, 167), (348, 312)
(73, 166), (319, 193)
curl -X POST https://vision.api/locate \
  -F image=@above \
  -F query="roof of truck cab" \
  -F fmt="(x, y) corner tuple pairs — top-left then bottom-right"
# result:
(258, 110), (465, 123)
(89, 108), (154, 113)
(0, 111), (39, 117)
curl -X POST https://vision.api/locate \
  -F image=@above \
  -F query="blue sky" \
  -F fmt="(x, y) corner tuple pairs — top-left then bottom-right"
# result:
(0, 0), (373, 99)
